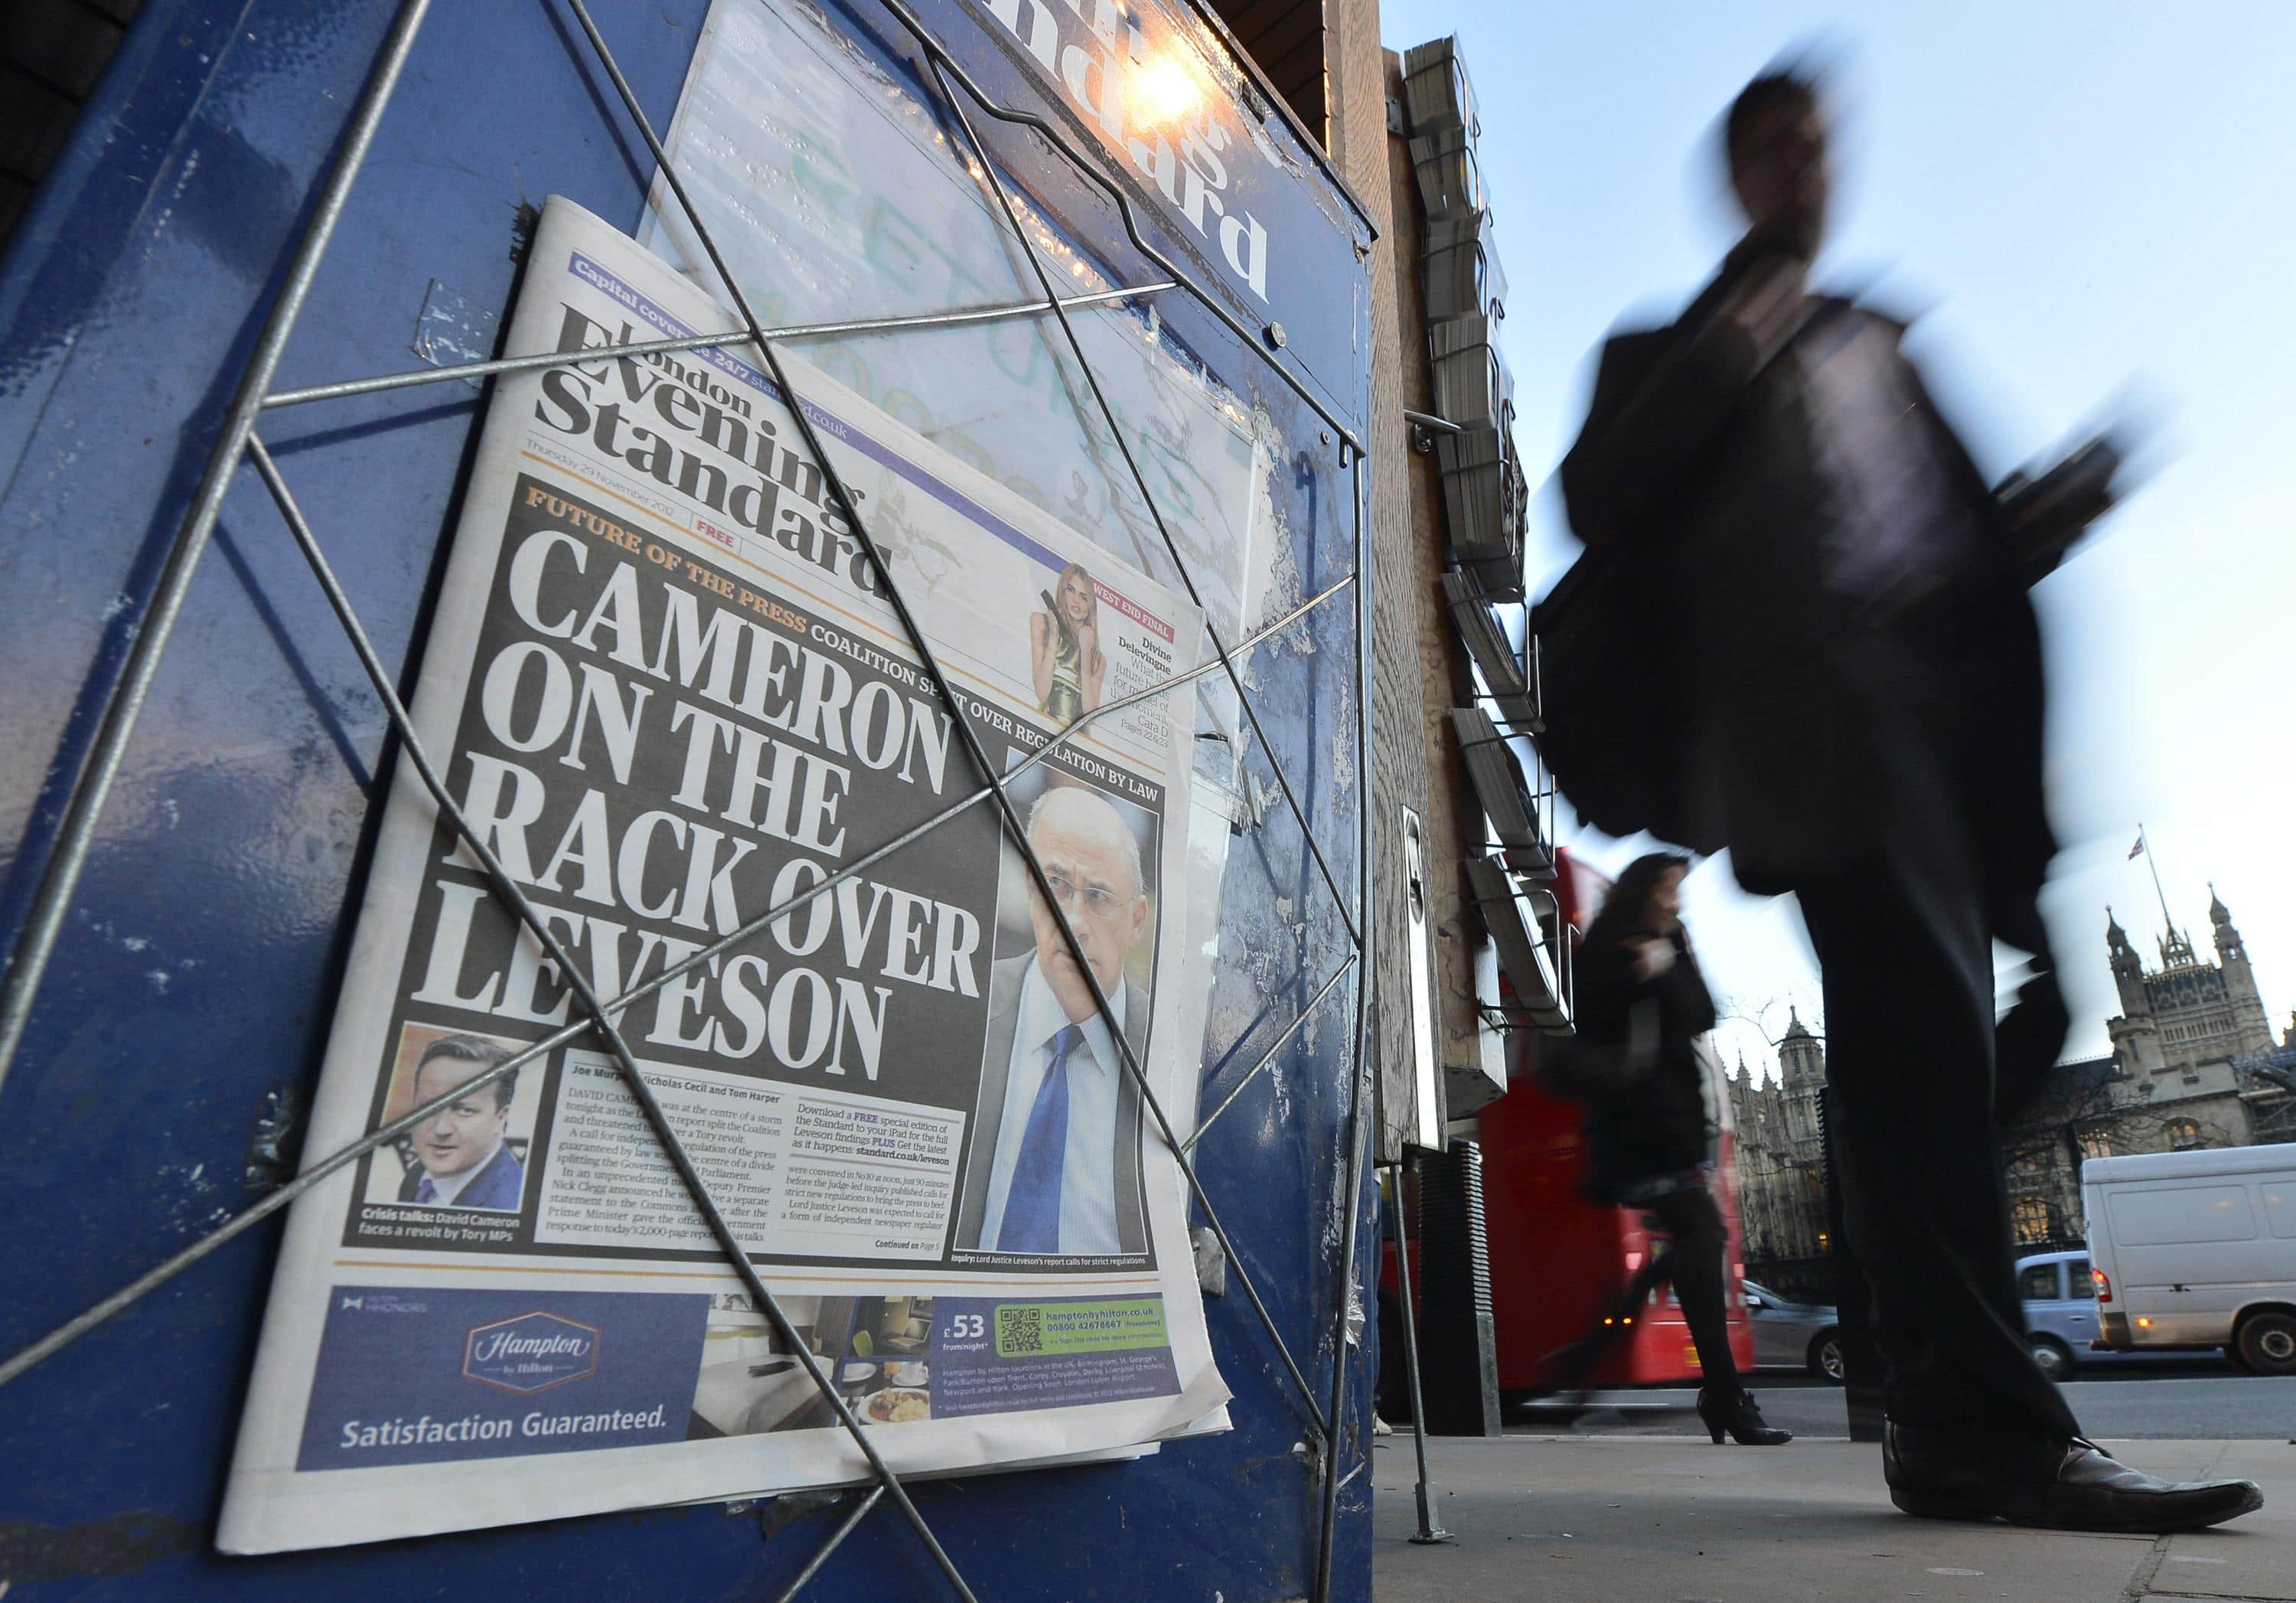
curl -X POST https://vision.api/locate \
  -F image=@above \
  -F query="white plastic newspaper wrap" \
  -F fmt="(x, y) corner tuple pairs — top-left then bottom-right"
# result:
(219, 197), (1225, 1553)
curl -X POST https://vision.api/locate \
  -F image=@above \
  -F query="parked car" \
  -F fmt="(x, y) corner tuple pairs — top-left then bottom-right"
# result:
(1743, 1256), (2190, 1386)
(2017, 1251), (2108, 1379)
(1740, 1280), (1843, 1381)
(2016, 1249), (2230, 1379)
(2082, 1141), (2296, 1376)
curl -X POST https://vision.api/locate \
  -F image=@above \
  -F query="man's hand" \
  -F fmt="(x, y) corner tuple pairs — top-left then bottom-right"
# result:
(1998, 434), (2126, 582)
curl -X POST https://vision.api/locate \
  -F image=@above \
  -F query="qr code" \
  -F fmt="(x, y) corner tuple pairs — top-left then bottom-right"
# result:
(996, 1304), (1044, 1354)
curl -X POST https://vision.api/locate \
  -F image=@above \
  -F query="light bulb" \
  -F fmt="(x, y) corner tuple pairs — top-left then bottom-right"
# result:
(1135, 55), (1199, 123)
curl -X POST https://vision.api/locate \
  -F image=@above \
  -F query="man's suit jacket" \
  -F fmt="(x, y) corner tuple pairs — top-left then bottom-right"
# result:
(952, 955), (1148, 1255)
(1558, 256), (2053, 899)
(399, 1139), (525, 1212)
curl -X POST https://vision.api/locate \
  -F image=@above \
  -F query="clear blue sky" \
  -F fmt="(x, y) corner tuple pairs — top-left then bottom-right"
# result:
(1378, 1), (2296, 1078)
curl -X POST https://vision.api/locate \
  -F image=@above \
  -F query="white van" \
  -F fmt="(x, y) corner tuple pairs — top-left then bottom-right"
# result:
(2082, 1141), (2296, 1376)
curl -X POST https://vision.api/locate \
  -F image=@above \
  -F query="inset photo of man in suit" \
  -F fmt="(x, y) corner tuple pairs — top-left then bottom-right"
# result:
(954, 779), (1156, 1258)
(368, 1026), (532, 1213)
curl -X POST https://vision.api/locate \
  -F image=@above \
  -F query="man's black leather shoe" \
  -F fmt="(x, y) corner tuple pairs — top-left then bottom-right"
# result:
(1885, 1425), (2262, 1533)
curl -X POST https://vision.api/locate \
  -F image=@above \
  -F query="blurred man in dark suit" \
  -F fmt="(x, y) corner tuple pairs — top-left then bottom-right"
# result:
(1561, 66), (2257, 1531)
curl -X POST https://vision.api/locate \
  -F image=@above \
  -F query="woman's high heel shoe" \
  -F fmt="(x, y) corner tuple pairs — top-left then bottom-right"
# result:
(1697, 1387), (1792, 1446)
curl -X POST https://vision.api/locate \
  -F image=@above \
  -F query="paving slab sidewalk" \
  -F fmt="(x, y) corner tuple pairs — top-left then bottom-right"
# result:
(1371, 1434), (2294, 1602)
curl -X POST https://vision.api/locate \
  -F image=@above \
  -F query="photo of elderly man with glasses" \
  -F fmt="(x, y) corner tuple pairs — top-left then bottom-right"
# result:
(954, 782), (1154, 1258)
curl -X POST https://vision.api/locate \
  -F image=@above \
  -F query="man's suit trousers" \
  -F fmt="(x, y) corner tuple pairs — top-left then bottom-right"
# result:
(1795, 660), (2079, 1450)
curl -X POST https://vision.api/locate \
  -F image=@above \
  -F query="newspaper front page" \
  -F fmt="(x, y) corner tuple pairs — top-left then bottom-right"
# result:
(218, 197), (1223, 1553)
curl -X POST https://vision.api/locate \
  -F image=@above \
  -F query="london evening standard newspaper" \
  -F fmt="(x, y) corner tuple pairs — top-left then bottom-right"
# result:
(219, 198), (1223, 1553)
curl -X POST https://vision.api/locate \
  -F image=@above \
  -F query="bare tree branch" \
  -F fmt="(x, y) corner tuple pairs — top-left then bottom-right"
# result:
(1714, 991), (1826, 1051)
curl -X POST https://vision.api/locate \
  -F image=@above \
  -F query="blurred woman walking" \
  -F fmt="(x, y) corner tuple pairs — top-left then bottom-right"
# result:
(1552, 851), (1789, 1447)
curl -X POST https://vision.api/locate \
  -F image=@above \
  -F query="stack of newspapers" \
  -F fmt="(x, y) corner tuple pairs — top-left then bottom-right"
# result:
(1409, 34), (1570, 1037)
(1404, 34), (1524, 599)
(1449, 707), (1553, 878)
(1420, 209), (1507, 325)
(1464, 857), (1569, 1029)
(1430, 312), (1509, 430)
(1442, 572), (1538, 730)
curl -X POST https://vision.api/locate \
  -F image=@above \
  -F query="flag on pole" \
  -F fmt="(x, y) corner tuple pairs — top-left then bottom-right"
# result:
(2128, 833), (2146, 860)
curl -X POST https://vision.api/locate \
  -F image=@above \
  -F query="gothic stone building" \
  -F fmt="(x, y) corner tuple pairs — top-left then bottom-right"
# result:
(1728, 1012), (1831, 1268)
(1730, 886), (2296, 1273)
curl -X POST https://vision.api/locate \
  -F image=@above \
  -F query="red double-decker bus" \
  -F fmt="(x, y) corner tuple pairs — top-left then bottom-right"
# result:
(1477, 850), (1754, 1396)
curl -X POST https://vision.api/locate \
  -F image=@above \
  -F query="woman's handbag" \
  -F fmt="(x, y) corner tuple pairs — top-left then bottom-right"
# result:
(1530, 995), (1660, 1100)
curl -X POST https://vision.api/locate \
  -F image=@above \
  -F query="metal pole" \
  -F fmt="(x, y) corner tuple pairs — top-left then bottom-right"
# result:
(0, 0), (435, 1093)
(2139, 822), (2178, 938)
(1388, 1161), (1450, 1543)
(1313, 449), (1378, 1600)
(1315, 1007), (1376, 1594)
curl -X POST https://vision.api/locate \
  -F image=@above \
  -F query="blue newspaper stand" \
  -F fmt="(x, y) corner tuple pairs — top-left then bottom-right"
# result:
(0, 2), (1379, 1596)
